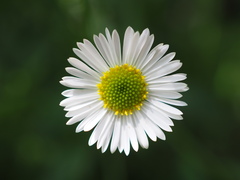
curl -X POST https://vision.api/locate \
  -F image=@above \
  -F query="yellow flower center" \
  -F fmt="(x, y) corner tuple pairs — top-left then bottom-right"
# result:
(97, 64), (148, 116)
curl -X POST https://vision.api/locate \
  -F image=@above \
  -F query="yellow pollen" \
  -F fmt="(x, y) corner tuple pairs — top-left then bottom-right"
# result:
(97, 64), (148, 116)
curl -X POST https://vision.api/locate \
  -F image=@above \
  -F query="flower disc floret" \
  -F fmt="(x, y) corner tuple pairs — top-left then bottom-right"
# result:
(97, 64), (148, 115)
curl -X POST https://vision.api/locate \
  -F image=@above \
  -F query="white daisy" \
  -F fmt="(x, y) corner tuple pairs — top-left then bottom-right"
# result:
(60, 27), (188, 155)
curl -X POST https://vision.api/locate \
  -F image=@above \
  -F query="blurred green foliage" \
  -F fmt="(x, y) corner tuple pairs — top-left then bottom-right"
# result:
(1, 0), (240, 179)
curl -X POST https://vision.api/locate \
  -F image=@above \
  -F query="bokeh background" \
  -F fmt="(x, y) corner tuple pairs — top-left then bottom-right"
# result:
(1, 0), (240, 179)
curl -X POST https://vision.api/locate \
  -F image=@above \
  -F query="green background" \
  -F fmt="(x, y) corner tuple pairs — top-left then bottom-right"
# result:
(1, 0), (240, 179)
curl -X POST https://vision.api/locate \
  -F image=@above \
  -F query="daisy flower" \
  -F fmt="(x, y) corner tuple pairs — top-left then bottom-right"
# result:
(60, 27), (188, 155)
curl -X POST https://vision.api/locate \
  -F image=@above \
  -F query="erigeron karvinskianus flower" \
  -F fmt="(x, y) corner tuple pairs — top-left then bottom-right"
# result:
(60, 27), (188, 155)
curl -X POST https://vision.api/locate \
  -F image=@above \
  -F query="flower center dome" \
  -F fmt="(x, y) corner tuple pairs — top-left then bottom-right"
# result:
(97, 64), (148, 115)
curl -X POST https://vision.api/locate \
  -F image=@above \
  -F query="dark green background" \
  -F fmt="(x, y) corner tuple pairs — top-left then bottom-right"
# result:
(1, 0), (240, 179)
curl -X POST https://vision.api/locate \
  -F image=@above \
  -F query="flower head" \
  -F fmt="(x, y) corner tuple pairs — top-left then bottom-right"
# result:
(60, 27), (188, 155)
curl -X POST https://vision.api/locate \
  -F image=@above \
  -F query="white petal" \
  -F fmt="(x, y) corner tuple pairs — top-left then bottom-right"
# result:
(65, 67), (99, 82)
(118, 119), (125, 153)
(143, 114), (167, 139)
(96, 113), (114, 149)
(141, 44), (169, 73)
(132, 114), (149, 149)
(148, 89), (182, 99)
(151, 102), (184, 120)
(65, 99), (99, 117)
(153, 97), (188, 106)
(126, 117), (139, 152)
(94, 35), (114, 67)
(110, 117), (121, 153)
(119, 116), (130, 155)
(137, 43), (161, 69)
(146, 60), (181, 79)
(136, 111), (158, 141)
(76, 109), (100, 133)
(77, 39), (109, 71)
(146, 102), (174, 126)
(112, 30), (122, 63)
(67, 57), (100, 78)
(130, 28), (152, 66)
(66, 101), (102, 125)
(60, 91), (98, 107)
(142, 105), (173, 132)
(158, 52), (176, 65)
(123, 27), (135, 64)
(150, 98), (183, 115)
(134, 33), (154, 67)
(101, 125), (113, 153)
(147, 73), (187, 84)
(97, 113), (114, 149)
(88, 113), (112, 146)
(61, 89), (96, 98)
(157, 107), (183, 120)
(104, 28), (121, 66)
(149, 82), (188, 92)
(98, 33), (117, 67)
(147, 120), (166, 140)
(60, 76), (97, 89)
(145, 52), (176, 75)
(83, 108), (107, 131)
(94, 34), (116, 67)
(73, 48), (105, 73)
(124, 32), (140, 65)
(76, 107), (108, 133)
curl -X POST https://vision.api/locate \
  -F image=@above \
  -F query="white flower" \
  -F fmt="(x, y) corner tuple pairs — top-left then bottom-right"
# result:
(60, 27), (188, 155)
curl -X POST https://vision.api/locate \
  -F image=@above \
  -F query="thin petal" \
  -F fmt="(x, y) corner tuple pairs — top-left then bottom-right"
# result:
(136, 111), (157, 141)
(101, 124), (113, 153)
(60, 91), (98, 107)
(130, 28), (153, 66)
(153, 105), (184, 120)
(110, 117), (121, 153)
(73, 48), (105, 73)
(134, 33), (154, 68)
(146, 60), (182, 80)
(147, 73), (187, 84)
(97, 120), (114, 150)
(145, 101), (174, 126)
(88, 112), (113, 146)
(126, 117), (139, 152)
(142, 112), (167, 139)
(105, 28), (121, 66)
(131, 29), (151, 63)
(61, 89), (96, 98)
(83, 108), (108, 131)
(121, 116), (130, 155)
(65, 67), (99, 82)
(153, 97), (188, 106)
(94, 35), (113, 67)
(77, 39), (109, 71)
(141, 44), (169, 73)
(60, 76), (97, 89)
(142, 105), (173, 132)
(65, 99), (99, 117)
(112, 30), (122, 64)
(124, 32), (140, 65)
(148, 90), (183, 99)
(149, 98), (183, 115)
(97, 113), (114, 149)
(66, 101), (102, 125)
(145, 52), (176, 75)
(123, 27), (135, 64)
(132, 114), (149, 149)
(149, 82), (188, 92)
